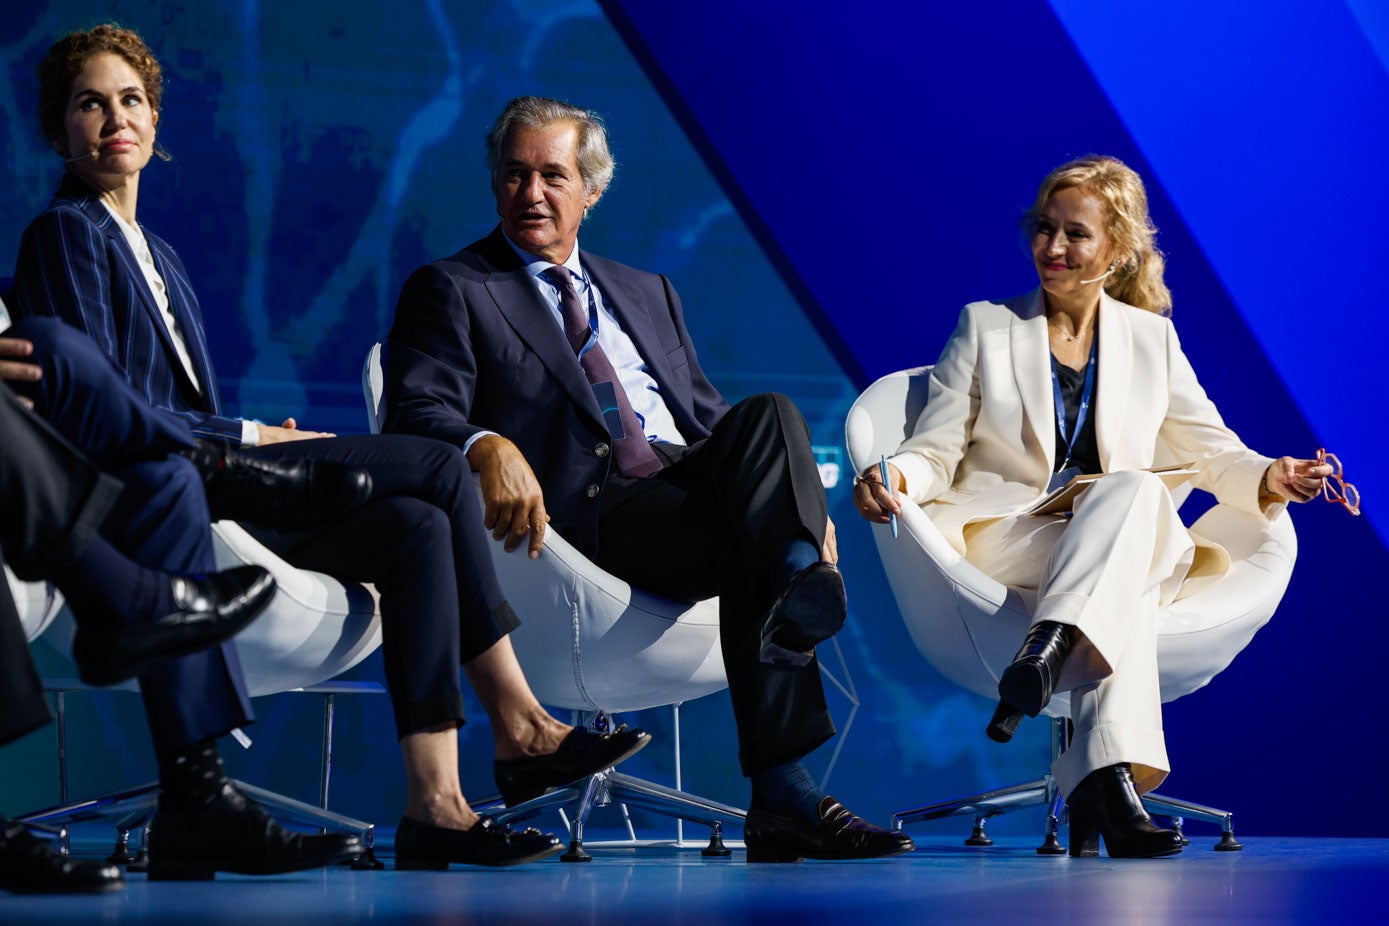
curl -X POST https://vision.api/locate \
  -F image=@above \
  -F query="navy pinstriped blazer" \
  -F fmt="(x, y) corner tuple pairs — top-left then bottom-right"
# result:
(11, 173), (244, 444)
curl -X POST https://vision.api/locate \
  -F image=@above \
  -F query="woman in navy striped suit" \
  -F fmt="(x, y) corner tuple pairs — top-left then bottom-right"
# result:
(12, 23), (647, 872)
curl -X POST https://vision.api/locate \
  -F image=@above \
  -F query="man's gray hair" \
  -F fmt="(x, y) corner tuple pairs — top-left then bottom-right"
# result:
(486, 96), (616, 195)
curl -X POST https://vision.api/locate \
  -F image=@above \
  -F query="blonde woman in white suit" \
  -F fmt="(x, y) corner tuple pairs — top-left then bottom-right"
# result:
(853, 156), (1330, 858)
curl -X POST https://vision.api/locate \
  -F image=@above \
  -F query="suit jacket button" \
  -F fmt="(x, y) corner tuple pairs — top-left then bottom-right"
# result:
(586, 483), (600, 498)
(595, 442), (610, 458)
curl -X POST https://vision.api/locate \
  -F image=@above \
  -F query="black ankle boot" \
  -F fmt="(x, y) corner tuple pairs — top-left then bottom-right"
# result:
(997, 621), (1076, 718)
(1066, 764), (1183, 859)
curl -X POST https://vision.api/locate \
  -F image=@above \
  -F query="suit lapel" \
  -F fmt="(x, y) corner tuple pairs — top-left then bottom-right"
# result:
(1010, 289), (1055, 467)
(1094, 291), (1132, 470)
(148, 239), (221, 408)
(69, 187), (207, 403)
(476, 230), (603, 426)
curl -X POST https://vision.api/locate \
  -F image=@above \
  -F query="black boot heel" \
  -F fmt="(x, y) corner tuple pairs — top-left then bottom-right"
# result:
(985, 701), (1024, 743)
(146, 859), (214, 881)
(1067, 807), (1100, 857)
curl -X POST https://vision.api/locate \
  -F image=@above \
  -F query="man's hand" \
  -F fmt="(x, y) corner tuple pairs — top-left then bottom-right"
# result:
(0, 337), (42, 410)
(822, 517), (839, 565)
(256, 417), (335, 444)
(468, 434), (550, 559)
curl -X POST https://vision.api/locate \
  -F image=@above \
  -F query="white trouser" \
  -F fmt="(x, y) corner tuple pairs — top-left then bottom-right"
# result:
(962, 470), (1196, 799)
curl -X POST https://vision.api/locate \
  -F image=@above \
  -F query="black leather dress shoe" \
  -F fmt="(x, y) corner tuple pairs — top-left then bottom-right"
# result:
(73, 565), (276, 686)
(1067, 764), (1183, 859)
(146, 782), (363, 879)
(494, 725), (651, 806)
(182, 444), (372, 531)
(394, 815), (562, 869)
(759, 562), (846, 668)
(996, 620), (1078, 720)
(744, 796), (915, 862)
(0, 821), (124, 894)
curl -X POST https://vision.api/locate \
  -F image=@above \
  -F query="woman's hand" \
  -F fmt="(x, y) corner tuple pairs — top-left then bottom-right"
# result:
(1263, 456), (1334, 503)
(255, 417), (335, 444)
(852, 462), (905, 523)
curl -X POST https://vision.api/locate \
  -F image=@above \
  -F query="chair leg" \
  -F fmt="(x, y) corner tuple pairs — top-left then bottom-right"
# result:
(1142, 791), (1243, 851)
(965, 817), (993, 846)
(701, 821), (732, 858)
(892, 776), (1051, 831)
(1037, 791), (1067, 855)
(560, 774), (605, 863)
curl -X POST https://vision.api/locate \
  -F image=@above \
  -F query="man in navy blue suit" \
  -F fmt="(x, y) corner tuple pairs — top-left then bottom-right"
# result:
(0, 318), (365, 890)
(385, 96), (914, 862)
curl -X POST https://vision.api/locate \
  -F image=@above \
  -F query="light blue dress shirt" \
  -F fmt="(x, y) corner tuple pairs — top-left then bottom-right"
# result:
(501, 234), (686, 446)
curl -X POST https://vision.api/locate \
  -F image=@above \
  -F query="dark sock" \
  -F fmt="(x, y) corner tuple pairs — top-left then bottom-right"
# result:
(158, 739), (227, 811)
(772, 538), (821, 594)
(60, 536), (179, 630)
(750, 760), (826, 822)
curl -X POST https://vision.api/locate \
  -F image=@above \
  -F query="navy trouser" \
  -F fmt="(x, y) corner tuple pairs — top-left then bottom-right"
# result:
(242, 434), (518, 738)
(6, 318), (252, 757)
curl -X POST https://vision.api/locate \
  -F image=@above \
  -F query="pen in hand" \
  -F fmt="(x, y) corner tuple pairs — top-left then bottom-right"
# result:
(880, 454), (898, 539)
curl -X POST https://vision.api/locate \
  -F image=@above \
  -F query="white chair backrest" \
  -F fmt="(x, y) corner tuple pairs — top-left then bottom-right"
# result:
(363, 342), (386, 434)
(845, 366), (1297, 710)
(360, 341), (727, 714)
(7, 565), (63, 643)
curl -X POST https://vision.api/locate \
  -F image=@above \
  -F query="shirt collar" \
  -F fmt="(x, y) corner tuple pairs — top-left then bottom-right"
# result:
(501, 231), (585, 285)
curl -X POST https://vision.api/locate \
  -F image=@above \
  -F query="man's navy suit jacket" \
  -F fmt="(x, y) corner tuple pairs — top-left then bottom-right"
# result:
(385, 227), (731, 555)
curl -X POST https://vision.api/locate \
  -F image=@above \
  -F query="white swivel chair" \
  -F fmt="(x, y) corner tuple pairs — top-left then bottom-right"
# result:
(9, 522), (386, 864)
(363, 342), (744, 860)
(845, 367), (1298, 852)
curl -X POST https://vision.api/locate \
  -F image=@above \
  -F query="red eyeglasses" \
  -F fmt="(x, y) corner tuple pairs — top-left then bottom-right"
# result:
(1317, 449), (1360, 516)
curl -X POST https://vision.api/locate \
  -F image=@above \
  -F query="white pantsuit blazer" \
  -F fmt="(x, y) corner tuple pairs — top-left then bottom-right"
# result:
(888, 289), (1282, 568)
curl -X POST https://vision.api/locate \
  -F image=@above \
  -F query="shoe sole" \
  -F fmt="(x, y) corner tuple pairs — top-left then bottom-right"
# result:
(759, 566), (846, 668)
(497, 732), (653, 807)
(745, 842), (914, 863)
(997, 659), (1051, 718)
(395, 842), (564, 869)
(147, 843), (363, 880)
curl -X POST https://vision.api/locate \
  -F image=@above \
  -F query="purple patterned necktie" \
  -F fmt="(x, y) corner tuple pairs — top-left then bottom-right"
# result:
(542, 265), (663, 478)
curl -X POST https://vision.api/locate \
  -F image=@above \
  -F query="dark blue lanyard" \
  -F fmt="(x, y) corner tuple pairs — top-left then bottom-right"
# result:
(1051, 340), (1097, 472)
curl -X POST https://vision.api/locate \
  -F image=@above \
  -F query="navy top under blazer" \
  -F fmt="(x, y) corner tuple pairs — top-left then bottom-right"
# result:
(12, 174), (244, 444)
(385, 227), (731, 555)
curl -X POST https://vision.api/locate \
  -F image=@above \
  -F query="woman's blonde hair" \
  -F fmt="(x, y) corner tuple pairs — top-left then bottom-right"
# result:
(1025, 155), (1172, 314)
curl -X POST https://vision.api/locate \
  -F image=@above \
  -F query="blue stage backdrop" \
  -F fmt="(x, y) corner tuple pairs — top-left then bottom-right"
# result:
(0, 0), (1378, 839)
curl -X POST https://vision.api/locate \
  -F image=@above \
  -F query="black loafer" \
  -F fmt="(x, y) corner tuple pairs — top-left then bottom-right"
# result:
(493, 725), (651, 806)
(759, 562), (846, 668)
(394, 815), (562, 869)
(73, 565), (277, 686)
(183, 444), (373, 531)
(0, 821), (124, 894)
(146, 782), (363, 879)
(744, 796), (915, 862)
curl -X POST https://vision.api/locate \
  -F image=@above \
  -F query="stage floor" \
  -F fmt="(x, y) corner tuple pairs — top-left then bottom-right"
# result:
(2, 836), (1386, 924)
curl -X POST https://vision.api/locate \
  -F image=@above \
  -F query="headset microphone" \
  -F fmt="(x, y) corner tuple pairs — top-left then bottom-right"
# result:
(1079, 267), (1115, 285)
(63, 151), (97, 163)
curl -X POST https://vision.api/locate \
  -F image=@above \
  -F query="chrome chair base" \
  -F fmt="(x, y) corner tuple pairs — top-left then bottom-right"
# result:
(472, 707), (746, 861)
(891, 718), (1243, 852)
(474, 768), (746, 862)
(16, 680), (384, 866)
